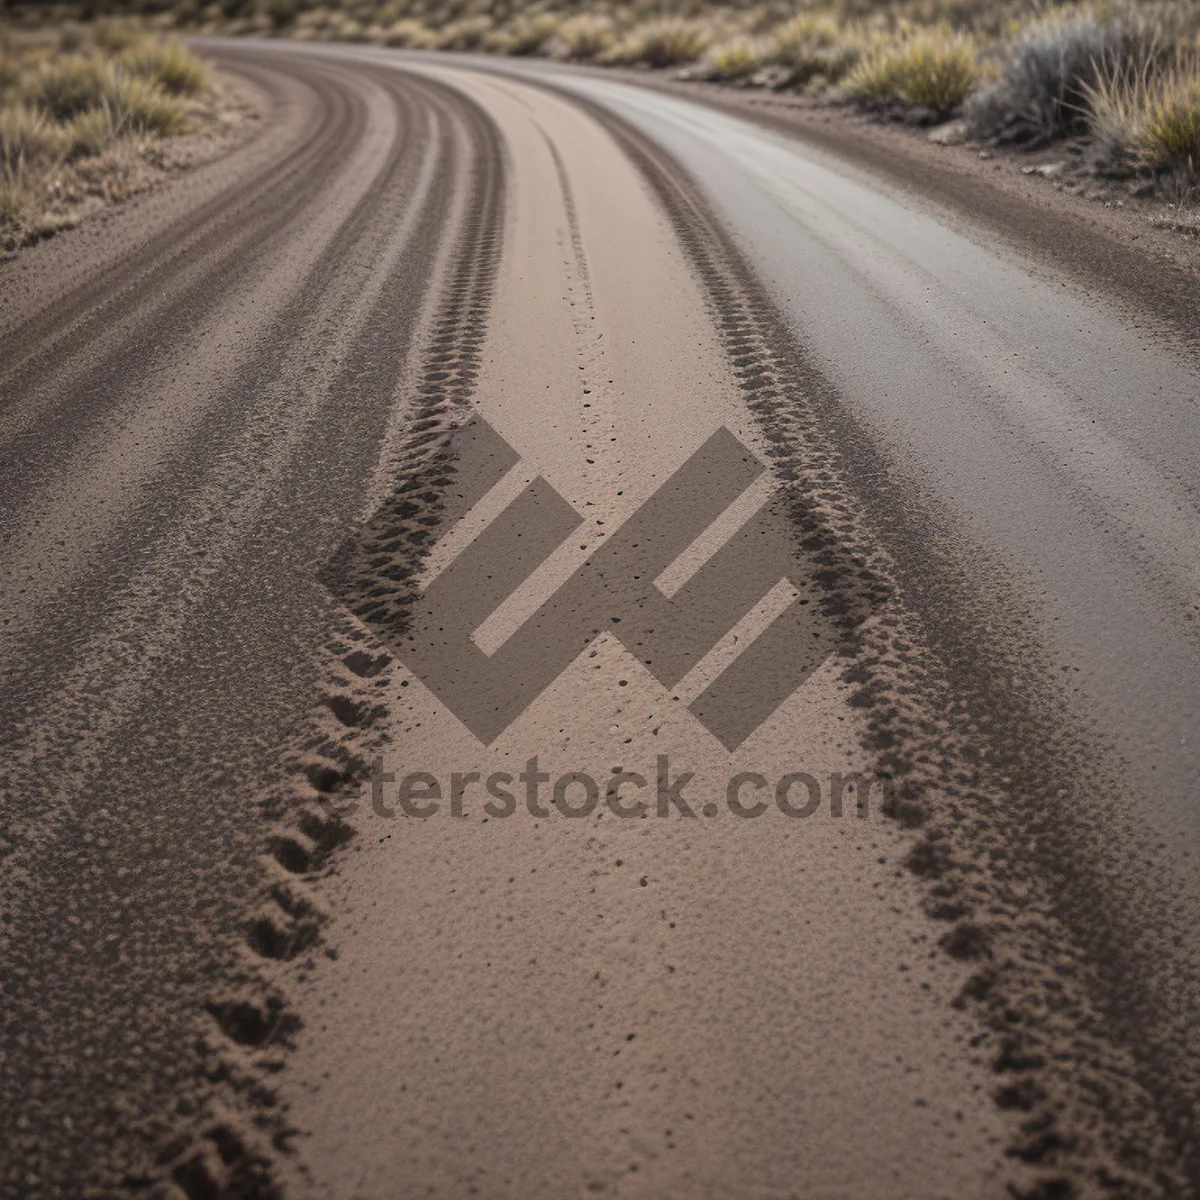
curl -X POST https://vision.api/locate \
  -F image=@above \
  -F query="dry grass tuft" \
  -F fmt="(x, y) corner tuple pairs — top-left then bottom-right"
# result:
(0, 28), (210, 249)
(844, 24), (979, 113)
(551, 15), (616, 62)
(506, 13), (561, 57)
(32, 56), (111, 121)
(605, 18), (714, 69)
(108, 70), (187, 134)
(704, 35), (769, 81)
(152, 39), (211, 94)
(435, 16), (492, 52)
(0, 103), (66, 169)
(0, 165), (34, 226)
(93, 18), (142, 55)
(773, 13), (842, 61)
(66, 104), (118, 157)
(768, 13), (860, 86)
(1084, 49), (1200, 173)
(383, 20), (436, 49)
(120, 36), (210, 94)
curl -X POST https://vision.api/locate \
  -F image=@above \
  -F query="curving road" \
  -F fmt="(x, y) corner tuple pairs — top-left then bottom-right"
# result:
(1, 39), (1199, 1200)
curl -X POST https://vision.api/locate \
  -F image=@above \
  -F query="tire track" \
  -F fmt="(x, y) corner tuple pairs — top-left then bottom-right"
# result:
(246, 45), (1192, 1196)
(263, 57), (1015, 1200)
(0, 60), (346, 370)
(8, 37), (1191, 1200)
(0, 62), (378, 495)
(554, 86), (1194, 1198)
(0, 57), (506, 1199)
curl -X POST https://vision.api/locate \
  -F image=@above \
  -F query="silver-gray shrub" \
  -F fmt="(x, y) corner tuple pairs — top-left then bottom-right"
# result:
(966, 11), (1131, 145)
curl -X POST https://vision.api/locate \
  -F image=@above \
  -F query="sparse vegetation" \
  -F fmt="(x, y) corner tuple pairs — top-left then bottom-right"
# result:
(381, 19), (435, 49)
(844, 23), (978, 114)
(551, 14), (614, 61)
(130, 35), (211, 93)
(605, 18), (714, 69)
(0, 25), (212, 250)
(434, 14), (491, 51)
(770, 13), (859, 86)
(704, 35), (768, 81)
(507, 13), (561, 57)
(4, 0), (1200, 228)
(1083, 48), (1200, 172)
(965, 8), (1126, 143)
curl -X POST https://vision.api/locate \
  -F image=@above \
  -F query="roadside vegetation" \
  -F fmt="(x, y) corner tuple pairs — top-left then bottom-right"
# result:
(0, 21), (212, 249)
(4, 0), (1200, 226)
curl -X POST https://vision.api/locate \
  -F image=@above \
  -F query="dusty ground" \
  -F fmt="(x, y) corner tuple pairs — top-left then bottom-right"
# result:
(273, 61), (1015, 1200)
(2, 37), (1200, 1200)
(0, 64), (262, 257)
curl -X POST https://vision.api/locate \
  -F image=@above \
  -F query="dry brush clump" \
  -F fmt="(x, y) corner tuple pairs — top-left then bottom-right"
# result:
(965, 7), (1128, 143)
(702, 34), (769, 80)
(770, 12), (861, 86)
(433, 14), (491, 49)
(380, 17), (436, 47)
(604, 17), (716, 68)
(123, 34), (212, 92)
(1084, 49), (1200, 174)
(505, 12), (562, 56)
(549, 14), (615, 61)
(962, 2), (1200, 189)
(0, 26), (210, 250)
(844, 22), (979, 114)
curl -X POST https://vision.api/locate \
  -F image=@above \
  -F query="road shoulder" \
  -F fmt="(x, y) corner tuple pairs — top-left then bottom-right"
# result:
(550, 64), (1200, 351)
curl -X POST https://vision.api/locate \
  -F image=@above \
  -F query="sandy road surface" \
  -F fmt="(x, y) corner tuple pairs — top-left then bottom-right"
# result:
(1, 38), (1199, 1200)
(0, 50), (497, 1195)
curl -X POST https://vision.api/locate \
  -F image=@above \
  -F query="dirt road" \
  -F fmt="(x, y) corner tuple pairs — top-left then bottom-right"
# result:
(2, 40), (1198, 1200)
